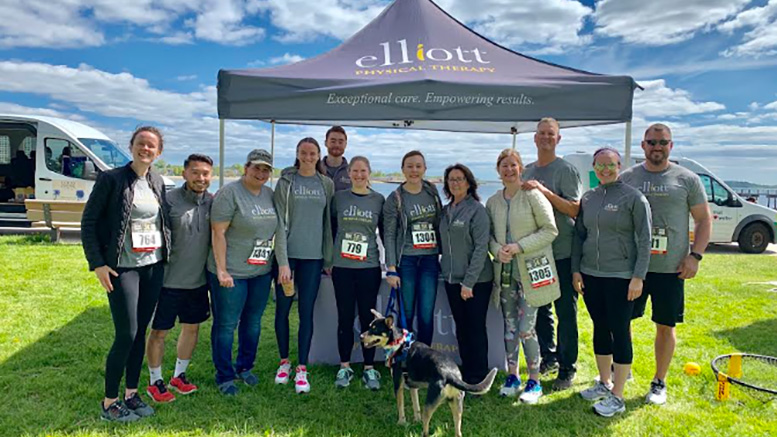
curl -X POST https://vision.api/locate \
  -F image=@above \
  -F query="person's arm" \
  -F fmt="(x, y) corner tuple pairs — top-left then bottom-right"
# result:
(211, 221), (234, 288)
(461, 206), (490, 290)
(677, 202), (711, 279)
(632, 194), (653, 280)
(571, 199), (587, 275)
(81, 172), (111, 271)
(516, 191), (559, 253)
(382, 192), (399, 269)
(486, 197), (503, 258)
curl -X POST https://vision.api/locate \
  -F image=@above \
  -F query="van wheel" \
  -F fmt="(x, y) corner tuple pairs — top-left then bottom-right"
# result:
(738, 223), (770, 254)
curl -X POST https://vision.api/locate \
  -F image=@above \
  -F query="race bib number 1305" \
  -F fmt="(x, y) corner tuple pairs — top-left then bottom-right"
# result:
(525, 255), (556, 289)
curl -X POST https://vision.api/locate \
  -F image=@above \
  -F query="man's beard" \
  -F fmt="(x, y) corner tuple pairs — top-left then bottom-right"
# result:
(648, 150), (667, 166)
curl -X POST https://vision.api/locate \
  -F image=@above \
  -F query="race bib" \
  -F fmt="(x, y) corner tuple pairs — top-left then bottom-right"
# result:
(525, 254), (556, 289)
(131, 221), (161, 252)
(651, 227), (668, 255)
(411, 222), (437, 249)
(341, 232), (369, 261)
(248, 239), (273, 265)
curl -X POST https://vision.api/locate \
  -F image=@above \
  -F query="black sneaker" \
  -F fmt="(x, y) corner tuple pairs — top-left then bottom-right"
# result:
(124, 392), (155, 417)
(100, 400), (141, 423)
(552, 372), (576, 391)
(539, 359), (560, 375)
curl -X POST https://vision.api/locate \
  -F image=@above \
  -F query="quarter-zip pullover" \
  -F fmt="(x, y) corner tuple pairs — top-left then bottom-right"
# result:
(440, 195), (493, 288)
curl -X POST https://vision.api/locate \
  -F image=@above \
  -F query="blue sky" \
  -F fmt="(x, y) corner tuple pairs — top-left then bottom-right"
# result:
(1, 0), (777, 183)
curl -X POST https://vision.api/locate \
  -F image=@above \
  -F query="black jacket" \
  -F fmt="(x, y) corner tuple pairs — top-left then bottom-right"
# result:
(81, 163), (171, 271)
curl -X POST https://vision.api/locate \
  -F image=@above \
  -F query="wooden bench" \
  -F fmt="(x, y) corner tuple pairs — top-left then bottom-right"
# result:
(24, 199), (84, 243)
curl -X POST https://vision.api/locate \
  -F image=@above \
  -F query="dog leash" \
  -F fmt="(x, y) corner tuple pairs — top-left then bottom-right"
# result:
(384, 285), (408, 330)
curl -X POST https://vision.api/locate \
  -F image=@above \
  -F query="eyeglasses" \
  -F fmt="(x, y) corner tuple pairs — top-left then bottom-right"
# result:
(593, 162), (618, 171)
(645, 139), (671, 147)
(447, 177), (467, 183)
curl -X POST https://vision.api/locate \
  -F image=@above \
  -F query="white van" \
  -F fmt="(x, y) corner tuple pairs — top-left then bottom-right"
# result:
(0, 114), (172, 204)
(564, 152), (777, 254)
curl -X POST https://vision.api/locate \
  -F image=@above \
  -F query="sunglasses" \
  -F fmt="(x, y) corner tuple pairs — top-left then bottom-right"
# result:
(645, 139), (671, 147)
(593, 162), (618, 171)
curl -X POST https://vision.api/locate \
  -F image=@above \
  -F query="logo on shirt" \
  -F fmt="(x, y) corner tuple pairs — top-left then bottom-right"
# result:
(452, 219), (466, 227)
(251, 205), (276, 216)
(604, 203), (619, 212)
(294, 185), (324, 198)
(639, 181), (670, 197)
(410, 203), (436, 218)
(343, 205), (374, 220)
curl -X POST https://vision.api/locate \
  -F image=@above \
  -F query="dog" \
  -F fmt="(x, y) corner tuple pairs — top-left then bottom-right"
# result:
(361, 310), (497, 437)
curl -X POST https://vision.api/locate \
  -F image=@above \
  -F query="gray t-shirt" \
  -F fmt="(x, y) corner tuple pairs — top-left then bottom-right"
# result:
(207, 181), (280, 278)
(119, 178), (163, 268)
(620, 163), (707, 274)
(163, 186), (212, 289)
(332, 190), (385, 269)
(523, 158), (582, 260)
(401, 189), (440, 256)
(287, 174), (327, 260)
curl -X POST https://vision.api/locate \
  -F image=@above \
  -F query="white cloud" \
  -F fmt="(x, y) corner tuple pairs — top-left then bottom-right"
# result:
(437, 0), (592, 53)
(0, 102), (87, 121)
(720, 2), (777, 58)
(632, 79), (725, 118)
(158, 32), (194, 45)
(176, 74), (198, 81)
(190, 0), (265, 45)
(594, 0), (749, 46)
(0, 1), (104, 48)
(766, 101), (777, 110)
(269, 53), (305, 65)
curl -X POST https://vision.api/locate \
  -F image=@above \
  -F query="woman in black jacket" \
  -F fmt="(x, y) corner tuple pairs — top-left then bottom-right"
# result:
(81, 126), (171, 422)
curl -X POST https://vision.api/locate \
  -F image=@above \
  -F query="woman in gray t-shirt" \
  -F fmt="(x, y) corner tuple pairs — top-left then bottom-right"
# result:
(208, 148), (289, 396)
(272, 137), (335, 394)
(331, 156), (385, 390)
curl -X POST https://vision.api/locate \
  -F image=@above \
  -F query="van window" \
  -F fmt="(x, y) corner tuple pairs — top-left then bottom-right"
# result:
(0, 136), (10, 164)
(44, 138), (99, 180)
(698, 174), (729, 205)
(21, 136), (35, 156)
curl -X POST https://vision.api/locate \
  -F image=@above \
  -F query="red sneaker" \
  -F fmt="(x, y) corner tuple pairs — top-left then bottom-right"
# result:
(146, 379), (176, 403)
(169, 373), (198, 395)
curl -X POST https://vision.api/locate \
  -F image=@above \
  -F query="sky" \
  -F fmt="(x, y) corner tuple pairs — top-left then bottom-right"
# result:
(1, 0), (777, 183)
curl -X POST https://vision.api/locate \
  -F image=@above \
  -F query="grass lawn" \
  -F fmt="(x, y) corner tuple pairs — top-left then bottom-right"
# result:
(1, 235), (776, 437)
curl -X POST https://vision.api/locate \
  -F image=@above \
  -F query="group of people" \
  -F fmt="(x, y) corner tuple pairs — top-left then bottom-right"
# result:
(81, 118), (711, 423)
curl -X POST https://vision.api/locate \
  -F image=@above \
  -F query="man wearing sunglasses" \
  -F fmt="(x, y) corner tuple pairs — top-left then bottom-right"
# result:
(522, 117), (583, 391)
(620, 123), (711, 406)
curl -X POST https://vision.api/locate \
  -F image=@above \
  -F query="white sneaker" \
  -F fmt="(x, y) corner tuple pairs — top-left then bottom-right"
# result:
(295, 365), (311, 394)
(275, 360), (292, 385)
(645, 378), (667, 405)
(518, 379), (543, 404)
(499, 374), (521, 397)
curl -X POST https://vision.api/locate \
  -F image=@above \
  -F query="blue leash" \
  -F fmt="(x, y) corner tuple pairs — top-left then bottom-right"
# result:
(384, 285), (408, 330)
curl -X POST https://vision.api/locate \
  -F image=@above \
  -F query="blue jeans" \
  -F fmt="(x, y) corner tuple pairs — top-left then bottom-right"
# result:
(275, 258), (324, 365)
(208, 272), (272, 385)
(398, 254), (440, 345)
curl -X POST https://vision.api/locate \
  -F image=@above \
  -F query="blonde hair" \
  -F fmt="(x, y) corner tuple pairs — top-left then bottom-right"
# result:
(496, 148), (524, 172)
(537, 117), (560, 132)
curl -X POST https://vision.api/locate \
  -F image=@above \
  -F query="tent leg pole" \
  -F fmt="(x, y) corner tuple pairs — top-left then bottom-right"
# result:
(511, 129), (517, 150)
(219, 118), (225, 188)
(624, 121), (632, 166)
(270, 121), (275, 185)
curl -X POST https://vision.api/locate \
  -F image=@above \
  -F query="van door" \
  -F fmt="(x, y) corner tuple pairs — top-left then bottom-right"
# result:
(36, 123), (100, 201)
(697, 173), (739, 242)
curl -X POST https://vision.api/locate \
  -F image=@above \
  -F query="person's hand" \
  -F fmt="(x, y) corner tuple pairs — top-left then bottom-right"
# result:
(386, 267), (401, 288)
(217, 270), (235, 288)
(460, 285), (474, 301)
(521, 180), (548, 195)
(506, 243), (522, 256)
(677, 255), (700, 280)
(572, 272), (584, 295)
(95, 266), (118, 292)
(627, 277), (643, 301)
(497, 245), (513, 264)
(278, 265), (292, 284)
(324, 267), (332, 276)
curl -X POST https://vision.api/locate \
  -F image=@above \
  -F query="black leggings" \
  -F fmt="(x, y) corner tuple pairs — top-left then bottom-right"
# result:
(445, 281), (491, 384)
(332, 267), (382, 365)
(582, 274), (635, 365)
(105, 262), (164, 398)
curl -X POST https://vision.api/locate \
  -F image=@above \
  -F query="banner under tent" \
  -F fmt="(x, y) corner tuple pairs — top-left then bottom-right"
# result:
(216, 0), (639, 185)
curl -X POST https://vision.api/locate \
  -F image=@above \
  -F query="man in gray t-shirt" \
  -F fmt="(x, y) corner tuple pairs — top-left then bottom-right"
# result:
(521, 117), (582, 390)
(620, 123), (711, 406)
(322, 126), (352, 191)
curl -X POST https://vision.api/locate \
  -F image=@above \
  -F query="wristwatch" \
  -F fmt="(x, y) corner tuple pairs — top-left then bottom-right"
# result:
(690, 251), (703, 261)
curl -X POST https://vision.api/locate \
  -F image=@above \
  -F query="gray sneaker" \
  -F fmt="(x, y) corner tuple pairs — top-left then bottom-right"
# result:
(362, 368), (381, 391)
(335, 367), (354, 388)
(100, 400), (141, 423)
(580, 380), (613, 401)
(593, 394), (626, 417)
(237, 370), (259, 386)
(123, 393), (154, 417)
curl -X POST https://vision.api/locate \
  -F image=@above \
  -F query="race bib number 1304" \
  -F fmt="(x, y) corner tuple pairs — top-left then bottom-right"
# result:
(411, 222), (437, 249)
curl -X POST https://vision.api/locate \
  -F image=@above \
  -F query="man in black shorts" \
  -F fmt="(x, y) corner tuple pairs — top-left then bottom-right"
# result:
(620, 124), (711, 405)
(145, 154), (214, 402)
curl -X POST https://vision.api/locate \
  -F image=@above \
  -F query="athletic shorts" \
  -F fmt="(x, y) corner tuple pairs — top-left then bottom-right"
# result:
(631, 272), (684, 327)
(151, 284), (210, 330)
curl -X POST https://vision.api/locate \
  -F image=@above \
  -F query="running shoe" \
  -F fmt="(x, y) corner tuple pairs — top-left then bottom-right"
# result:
(275, 360), (292, 385)
(100, 400), (140, 423)
(645, 378), (667, 405)
(580, 380), (613, 401)
(362, 368), (381, 391)
(335, 367), (354, 388)
(169, 373), (198, 395)
(146, 379), (175, 403)
(123, 392), (154, 417)
(499, 374), (521, 397)
(295, 365), (311, 394)
(594, 393), (626, 417)
(519, 379), (543, 404)
(237, 370), (259, 386)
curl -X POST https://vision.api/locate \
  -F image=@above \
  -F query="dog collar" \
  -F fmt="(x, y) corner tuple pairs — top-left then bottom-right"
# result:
(386, 330), (414, 367)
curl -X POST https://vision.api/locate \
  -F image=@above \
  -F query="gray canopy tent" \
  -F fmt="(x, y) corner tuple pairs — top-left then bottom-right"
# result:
(217, 0), (638, 184)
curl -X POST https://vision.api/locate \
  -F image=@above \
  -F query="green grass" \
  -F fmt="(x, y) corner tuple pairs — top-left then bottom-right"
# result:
(1, 235), (776, 437)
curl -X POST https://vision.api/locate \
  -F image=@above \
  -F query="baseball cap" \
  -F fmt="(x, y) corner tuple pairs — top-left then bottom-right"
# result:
(247, 149), (273, 168)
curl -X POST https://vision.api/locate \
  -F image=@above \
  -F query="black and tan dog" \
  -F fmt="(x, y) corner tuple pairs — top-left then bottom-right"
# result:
(361, 310), (497, 437)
